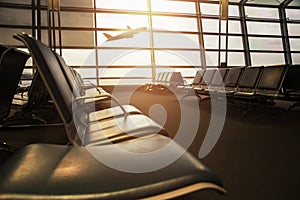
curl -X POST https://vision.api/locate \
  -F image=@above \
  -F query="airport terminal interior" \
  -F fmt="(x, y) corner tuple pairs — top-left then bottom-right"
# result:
(0, 0), (299, 199)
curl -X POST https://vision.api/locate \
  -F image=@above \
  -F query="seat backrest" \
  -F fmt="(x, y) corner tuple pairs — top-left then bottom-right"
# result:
(197, 69), (217, 91)
(237, 66), (262, 90)
(224, 67), (244, 88)
(159, 72), (184, 86)
(14, 33), (80, 144)
(192, 69), (205, 86)
(54, 52), (83, 97)
(0, 47), (29, 121)
(155, 72), (163, 83)
(164, 72), (173, 84)
(256, 64), (287, 94)
(0, 44), (9, 57)
(169, 72), (184, 86)
(210, 68), (228, 87)
(283, 65), (300, 93)
(22, 72), (51, 111)
(200, 68), (216, 87)
(160, 72), (167, 83)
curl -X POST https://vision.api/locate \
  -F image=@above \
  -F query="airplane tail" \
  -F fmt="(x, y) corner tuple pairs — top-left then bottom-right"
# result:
(103, 33), (113, 40)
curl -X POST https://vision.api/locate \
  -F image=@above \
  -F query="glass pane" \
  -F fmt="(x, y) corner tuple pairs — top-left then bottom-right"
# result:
(174, 68), (197, 78)
(61, 31), (94, 47)
(287, 23), (300, 36)
(229, 5), (239, 17)
(0, 8), (31, 26)
(204, 35), (243, 50)
(98, 49), (151, 66)
(96, 0), (147, 11)
(60, 12), (94, 28)
(251, 53), (285, 65)
(292, 53), (300, 64)
(200, 3), (219, 15)
(203, 35), (218, 49)
(249, 37), (283, 51)
(99, 79), (150, 86)
(290, 39), (300, 51)
(286, 9), (300, 20)
(0, 28), (32, 45)
(153, 32), (200, 49)
(155, 50), (201, 66)
(200, 3), (239, 17)
(227, 36), (243, 50)
(40, 30), (94, 47)
(202, 19), (241, 33)
(247, 21), (281, 35)
(155, 68), (196, 77)
(74, 68), (97, 79)
(0, 0), (31, 4)
(151, 0), (196, 14)
(38, 0), (93, 8)
(96, 13), (148, 29)
(205, 51), (220, 67)
(227, 52), (245, 66)
(245, 7), (279, 19)
(202, 19), (220, 33)
(152, 16), (198, 32)
(228, 20), (242, 33)
(98, 68), (152, 78)
(62, 49), (96, 66)
(61, 0), (93, 8)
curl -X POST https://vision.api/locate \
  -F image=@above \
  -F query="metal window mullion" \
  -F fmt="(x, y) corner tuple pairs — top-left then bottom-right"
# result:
(279, 0), (293, 65)
(93, 0), (100, 86)
(196, 0), (206, 69)
(148, 0), (156, 81)
(238, 0), (251, 66)
(37, 0), (41, 41)
(31, 0), (36, 38)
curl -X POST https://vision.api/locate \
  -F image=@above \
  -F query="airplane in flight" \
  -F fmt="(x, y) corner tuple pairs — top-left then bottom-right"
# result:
(103, 26), (147, 41)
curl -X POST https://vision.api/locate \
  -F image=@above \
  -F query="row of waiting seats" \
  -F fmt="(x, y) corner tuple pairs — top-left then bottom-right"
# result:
(146, 71), (184, 92)
(183, 64), (300, 112)
(0, 33), (226, 199)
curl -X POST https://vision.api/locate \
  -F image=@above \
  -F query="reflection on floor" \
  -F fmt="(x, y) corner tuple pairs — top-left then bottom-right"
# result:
(110, 85), (300, 200)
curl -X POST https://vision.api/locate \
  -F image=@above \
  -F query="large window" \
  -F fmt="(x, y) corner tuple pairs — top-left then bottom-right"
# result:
(1, 0), (300, 85)
(245, 5), (284, 66)
(201, 2), (244, 67)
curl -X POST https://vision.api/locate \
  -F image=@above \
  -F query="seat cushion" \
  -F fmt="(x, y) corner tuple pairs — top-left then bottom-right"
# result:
(84, 114), (167, 145)
(89, 105), (142, 121)
(0, 135), (223, 199)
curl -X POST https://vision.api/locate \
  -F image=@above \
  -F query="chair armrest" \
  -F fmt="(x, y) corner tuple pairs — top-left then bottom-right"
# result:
(75, 93), (128, 118)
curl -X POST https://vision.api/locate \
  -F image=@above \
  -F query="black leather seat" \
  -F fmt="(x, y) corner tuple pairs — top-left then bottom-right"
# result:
(14, 33), (168, 146)
(0, 136), (225, 199)
(0, 46), (30, 122)
(1, 32), (226, 199)
(232, 66), (263, 99)
(255, 64), (288, 101)
(282, 65), (300, 109)
(223, 67), (244, 94)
